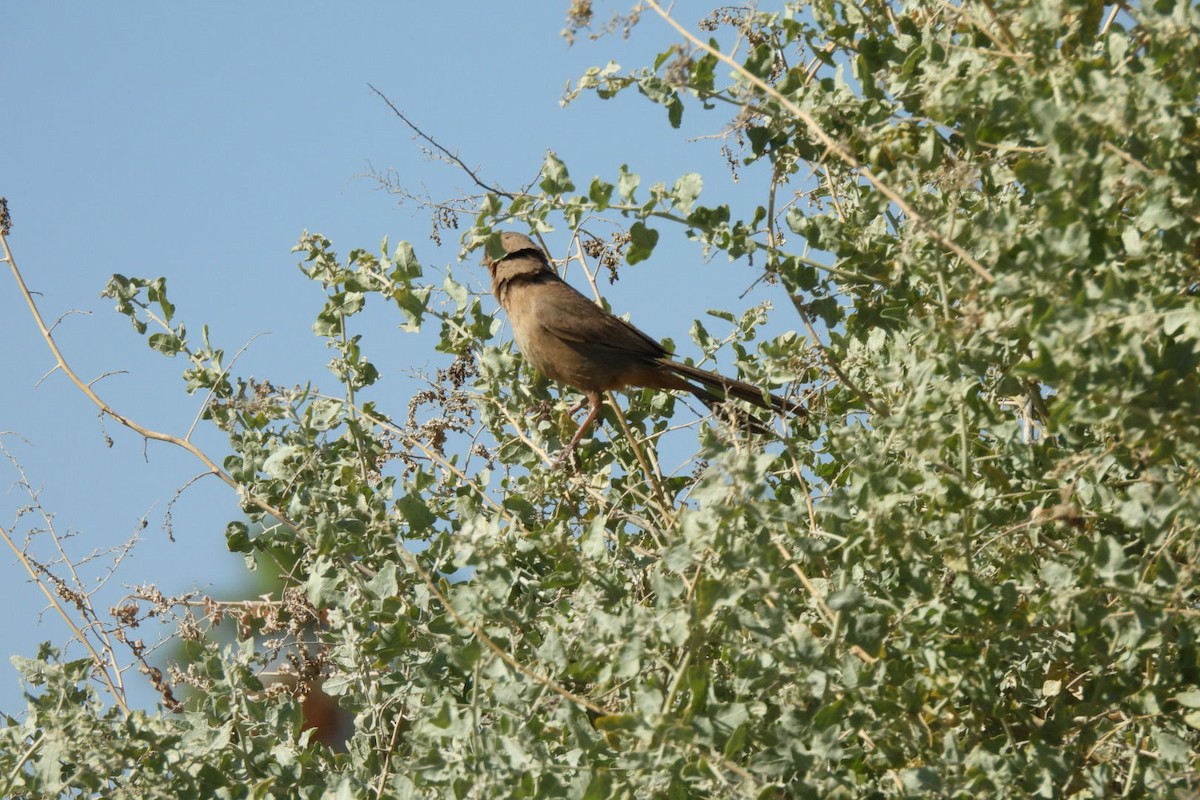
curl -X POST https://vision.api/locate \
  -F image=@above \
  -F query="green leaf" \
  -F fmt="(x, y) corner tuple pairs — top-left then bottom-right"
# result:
(148, 332), (183, 355)
(366, 561), (399, 600)
(147, 276), (175, 324)
(588, 177), (614, 210)
(617, 164), (639, 202)
(743, 44), (774, 79)
(262, 445), (301, 479)
(538, 151), (575, 195)
(900, 767), (942, 793)
(581, 770), (614, 800)
(397, 493), (436, 531)
(1153, 730), (1190, 764)
(225, 521), (251, 553)
(826, 586), (863, 611)
(1095, 536), (1133, 583)
(306, 398), (344, 432)
(670, 172), (702, 214)
(593, 714), (642, 732)
(723, 722), (749, 759)
(626, 222), (659, 265)
(390, 240), (422, 280)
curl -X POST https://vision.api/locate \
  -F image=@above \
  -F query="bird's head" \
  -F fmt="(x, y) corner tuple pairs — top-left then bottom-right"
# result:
(482, 231), (547, 272)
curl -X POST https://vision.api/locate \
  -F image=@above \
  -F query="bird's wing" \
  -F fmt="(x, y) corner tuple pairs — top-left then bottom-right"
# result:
(533, 283), (669, 361)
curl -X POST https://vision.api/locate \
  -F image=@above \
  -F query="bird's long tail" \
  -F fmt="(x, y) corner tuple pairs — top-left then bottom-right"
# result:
(666, 360), (806, 419)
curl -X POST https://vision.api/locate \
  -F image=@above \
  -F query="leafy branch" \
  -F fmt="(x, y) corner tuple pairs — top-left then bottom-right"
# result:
(643, 0), (995, 282)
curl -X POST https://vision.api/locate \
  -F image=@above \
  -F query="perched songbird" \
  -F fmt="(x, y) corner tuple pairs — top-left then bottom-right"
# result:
(483, 231), (804, 458)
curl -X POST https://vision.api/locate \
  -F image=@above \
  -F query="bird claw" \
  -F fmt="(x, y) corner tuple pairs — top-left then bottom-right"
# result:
(565, 398), (588, 418)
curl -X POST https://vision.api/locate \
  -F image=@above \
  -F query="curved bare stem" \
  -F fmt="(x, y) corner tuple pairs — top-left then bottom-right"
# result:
(2, 230), (299, 534)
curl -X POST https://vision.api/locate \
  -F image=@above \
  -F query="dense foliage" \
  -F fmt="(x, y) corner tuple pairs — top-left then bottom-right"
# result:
(3, 1), (1199, 796)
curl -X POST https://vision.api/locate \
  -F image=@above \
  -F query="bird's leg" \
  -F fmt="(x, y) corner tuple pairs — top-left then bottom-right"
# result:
(557, 391), (604, 465)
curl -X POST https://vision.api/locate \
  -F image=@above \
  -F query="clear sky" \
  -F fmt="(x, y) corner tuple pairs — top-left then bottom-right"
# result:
(2, 4), (798, 714)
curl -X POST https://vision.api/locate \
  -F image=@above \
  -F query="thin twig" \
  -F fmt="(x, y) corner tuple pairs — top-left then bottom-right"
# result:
(367, 84), (515, 199)
(0, 521), (131, 715)
(1099, 5), (1121, 36)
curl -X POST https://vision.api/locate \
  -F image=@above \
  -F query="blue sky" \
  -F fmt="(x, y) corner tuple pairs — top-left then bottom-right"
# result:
(2, 4), (800, 714)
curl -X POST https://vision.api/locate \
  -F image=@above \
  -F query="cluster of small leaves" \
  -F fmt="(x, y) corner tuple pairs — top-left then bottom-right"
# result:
(4, 1), (1200, 797)
(0, 196), (13, 236)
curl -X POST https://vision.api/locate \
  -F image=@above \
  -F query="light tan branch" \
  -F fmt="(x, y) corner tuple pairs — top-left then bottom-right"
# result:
(2, 230), (299, 534)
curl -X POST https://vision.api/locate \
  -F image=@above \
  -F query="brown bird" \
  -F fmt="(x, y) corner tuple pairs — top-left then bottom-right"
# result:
(484, 231), (804, 458)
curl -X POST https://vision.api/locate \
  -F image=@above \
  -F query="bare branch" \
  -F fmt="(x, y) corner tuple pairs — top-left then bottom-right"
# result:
(367, 84), (515, 199)
(1, 230), (302, 536)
